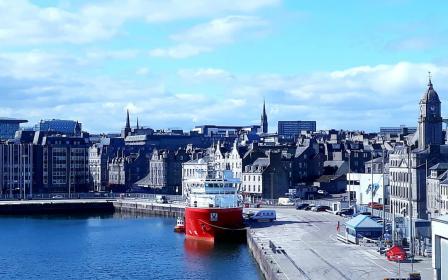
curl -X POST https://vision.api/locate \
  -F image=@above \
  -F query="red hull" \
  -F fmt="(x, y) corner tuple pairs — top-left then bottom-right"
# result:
(185, 207), (244, 242)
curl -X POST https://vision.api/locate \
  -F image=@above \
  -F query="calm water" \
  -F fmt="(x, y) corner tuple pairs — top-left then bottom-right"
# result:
(0, 214), (262, 280)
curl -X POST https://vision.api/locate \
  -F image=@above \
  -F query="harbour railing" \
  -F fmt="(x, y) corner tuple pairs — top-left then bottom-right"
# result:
(0, 192), (183, 202)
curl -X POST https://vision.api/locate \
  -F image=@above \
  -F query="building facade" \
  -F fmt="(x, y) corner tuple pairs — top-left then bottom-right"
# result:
(0, 143), (34, 197)
(35, 135), (90, 193)
(35, 119), (82, 136)
(241, 151), (289, 201)
(0, 118), (27, 141)
(278, 120), (317, 139)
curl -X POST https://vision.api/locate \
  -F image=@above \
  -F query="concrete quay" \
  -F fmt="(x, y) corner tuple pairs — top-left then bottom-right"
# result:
(113, 199), (185, 217)
(247, 208), (433, 280)
(0, 198), (185, 217)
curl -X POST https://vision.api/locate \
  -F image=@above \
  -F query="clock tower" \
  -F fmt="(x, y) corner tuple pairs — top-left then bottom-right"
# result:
(418, 75), (443, 150)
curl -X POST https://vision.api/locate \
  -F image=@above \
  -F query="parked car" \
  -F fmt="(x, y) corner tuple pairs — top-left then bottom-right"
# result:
(304, 204), (315, 211)
(423, 247), (432, 257)
(250, 210), (276, 222)
(156, 195), (168, 204)
(358, 211), (372, 216)
(336, 208), (354, 216)
(313, 205), (331, 212)
(295, 203), (309, 210)
(51, 195), (64, 199)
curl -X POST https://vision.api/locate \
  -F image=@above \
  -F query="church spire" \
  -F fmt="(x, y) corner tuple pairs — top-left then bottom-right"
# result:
(261, 99), (268, 134)
(122, 109), (131, 138)
(136, 117), (139, 129)
(428, 71), (433, 88)
(126, 109), (130, 129)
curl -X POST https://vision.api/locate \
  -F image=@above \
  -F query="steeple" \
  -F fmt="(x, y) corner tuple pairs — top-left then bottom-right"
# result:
(261, 99), (268, 133)
(122, 109), (131, 138)
(136, 117), (139, 129)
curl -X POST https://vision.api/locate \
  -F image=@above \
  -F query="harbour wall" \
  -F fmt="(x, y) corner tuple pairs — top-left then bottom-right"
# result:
(112, 200), (185, 217)
(246, 229), (286, 280)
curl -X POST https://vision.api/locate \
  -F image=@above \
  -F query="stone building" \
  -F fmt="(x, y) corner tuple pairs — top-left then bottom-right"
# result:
(108, 150), (148, 192)
(135, 148), (189, 194)
(390, 78), (447, 219)
(88, 137), (124, 192)
(427, 163), (448, 217)
(241, 150), (289, 201)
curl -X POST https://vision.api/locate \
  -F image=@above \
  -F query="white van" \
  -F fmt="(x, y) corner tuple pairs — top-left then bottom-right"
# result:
(278, 197), (294, 206)
(250, 210), (276, 222)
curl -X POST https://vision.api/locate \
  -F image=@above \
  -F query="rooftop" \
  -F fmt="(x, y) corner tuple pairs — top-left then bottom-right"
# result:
(0, 117), (28, 123)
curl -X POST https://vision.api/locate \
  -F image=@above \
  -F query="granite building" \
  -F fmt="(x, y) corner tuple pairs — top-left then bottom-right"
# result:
(241, 150), (289, 201)
(135, 148), (189, 194)
(108, 150), (148, 191)
(390, 78), (447, 219)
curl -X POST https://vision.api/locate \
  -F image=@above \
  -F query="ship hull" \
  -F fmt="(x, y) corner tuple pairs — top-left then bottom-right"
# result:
(185, 207), (245, 242)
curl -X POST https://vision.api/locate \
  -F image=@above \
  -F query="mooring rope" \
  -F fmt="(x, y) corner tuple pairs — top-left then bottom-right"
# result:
(198, 219), (247, 231)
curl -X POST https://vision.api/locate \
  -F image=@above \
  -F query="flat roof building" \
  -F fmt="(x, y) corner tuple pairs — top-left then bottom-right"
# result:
(0, 117), (28, 141)
(278, 121), (316, 139)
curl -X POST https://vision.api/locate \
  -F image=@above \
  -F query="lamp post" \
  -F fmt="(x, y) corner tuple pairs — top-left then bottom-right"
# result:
(347, 150), (351, 208)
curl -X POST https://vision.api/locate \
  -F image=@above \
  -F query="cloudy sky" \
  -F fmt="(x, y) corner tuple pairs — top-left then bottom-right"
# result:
(1, 0), (448, 133)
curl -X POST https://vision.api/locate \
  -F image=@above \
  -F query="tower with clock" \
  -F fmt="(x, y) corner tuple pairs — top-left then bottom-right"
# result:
(418, 74), (443, 150)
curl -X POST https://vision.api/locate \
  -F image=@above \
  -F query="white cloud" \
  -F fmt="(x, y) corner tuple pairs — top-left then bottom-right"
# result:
(149, 16), (269, 58)
(149, 44), (211, 59)
(0, 0), (278, 45)
(178, 68), (234, 81)
(1, 52), (447, 133)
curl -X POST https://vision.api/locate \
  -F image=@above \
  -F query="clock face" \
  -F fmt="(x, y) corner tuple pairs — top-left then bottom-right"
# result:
(430, 105), (436, 111)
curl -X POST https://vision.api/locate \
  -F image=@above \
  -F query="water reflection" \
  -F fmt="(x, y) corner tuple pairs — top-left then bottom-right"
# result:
(184, 238), (215, 257)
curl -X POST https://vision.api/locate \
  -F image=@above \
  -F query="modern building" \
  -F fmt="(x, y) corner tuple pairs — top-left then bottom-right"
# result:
(34, 134), (90, 193)
(35, 119), (82, 136)
(432, 215), (448, 280)
(379, 125), (417, 135)
(0, 143), (34, 197)
(0, 118), (27, 141)
(278, 120), (316, 139)
(192, 125), (260, 137)
(346, 172), (389, 206)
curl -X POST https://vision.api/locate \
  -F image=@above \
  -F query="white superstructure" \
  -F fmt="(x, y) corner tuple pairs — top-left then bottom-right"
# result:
(185, 168), (241, 208)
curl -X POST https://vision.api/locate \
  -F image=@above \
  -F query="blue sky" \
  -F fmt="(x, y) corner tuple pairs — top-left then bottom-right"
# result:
(1, 0), (448, 133)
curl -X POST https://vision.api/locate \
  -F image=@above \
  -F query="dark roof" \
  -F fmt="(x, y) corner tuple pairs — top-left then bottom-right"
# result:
(429, 163), (448, 170)
(0, 117), (27, 123)
(421, 79), (440, 103)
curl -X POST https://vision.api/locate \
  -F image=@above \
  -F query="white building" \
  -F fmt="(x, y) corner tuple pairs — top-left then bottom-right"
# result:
(347, 172), (389, 206)
(181, 157), (209, 198)
(432, 215), (448, 280)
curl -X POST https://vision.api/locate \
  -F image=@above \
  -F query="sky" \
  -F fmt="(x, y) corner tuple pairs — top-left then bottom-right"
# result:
(1, 0), (448, 133)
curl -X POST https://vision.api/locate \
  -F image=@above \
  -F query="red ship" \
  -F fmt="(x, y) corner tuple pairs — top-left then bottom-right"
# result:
(184, 169), (244, 242)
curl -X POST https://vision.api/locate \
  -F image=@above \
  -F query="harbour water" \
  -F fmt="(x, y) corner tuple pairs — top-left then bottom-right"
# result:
(0, 214), (262, 280)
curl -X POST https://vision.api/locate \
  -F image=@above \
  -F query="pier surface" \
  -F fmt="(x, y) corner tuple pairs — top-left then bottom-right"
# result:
(248, 208), (432, 280)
